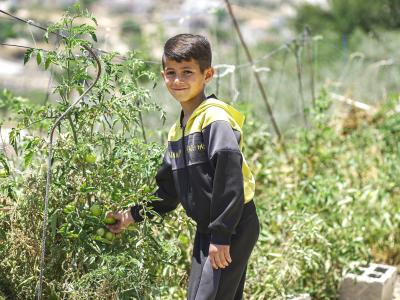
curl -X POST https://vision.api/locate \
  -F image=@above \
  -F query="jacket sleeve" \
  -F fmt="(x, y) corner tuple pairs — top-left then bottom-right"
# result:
(202, 120), (245, 245)
(130, 151), (179, 222)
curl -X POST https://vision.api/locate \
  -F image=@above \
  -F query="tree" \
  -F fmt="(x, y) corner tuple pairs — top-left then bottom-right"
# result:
(294, 0), (400, 35)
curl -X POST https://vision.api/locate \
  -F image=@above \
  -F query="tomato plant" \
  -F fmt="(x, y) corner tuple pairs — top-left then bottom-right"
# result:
(0, 4), (183, 299)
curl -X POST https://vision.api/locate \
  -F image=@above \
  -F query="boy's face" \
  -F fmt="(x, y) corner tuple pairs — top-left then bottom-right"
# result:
(161, 58), (214, 105)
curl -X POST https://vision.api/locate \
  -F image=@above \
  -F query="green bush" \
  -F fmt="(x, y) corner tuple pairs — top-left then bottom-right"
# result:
(241, 92), (400, 299)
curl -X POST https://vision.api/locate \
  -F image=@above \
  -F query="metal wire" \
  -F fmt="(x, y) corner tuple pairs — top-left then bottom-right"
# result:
(0, 42), (49, 51)
(0, 9), (159, 65)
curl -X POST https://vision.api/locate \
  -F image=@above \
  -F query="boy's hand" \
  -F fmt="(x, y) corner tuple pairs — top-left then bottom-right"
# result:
(105, 209), (135, 233)
(208, 243), (232, 269)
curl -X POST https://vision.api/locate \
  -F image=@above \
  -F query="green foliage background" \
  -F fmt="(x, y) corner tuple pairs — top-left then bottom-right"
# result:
(294, 0), (400, 35)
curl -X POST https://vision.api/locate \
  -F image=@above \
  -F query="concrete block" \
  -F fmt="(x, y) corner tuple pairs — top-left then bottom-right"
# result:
(289, 294), (311, 300)
(339, 263), (397, 300)
(275, 293), (311, 300)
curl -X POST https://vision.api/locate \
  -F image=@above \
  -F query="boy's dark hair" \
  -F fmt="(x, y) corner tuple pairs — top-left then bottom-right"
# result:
(162, 34), (212, 72)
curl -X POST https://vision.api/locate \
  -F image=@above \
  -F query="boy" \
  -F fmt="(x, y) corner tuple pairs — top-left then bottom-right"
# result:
(106, 34), (259, 300)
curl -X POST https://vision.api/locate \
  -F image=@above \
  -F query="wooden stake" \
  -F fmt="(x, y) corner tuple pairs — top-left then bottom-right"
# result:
(223, 0), (283, 143)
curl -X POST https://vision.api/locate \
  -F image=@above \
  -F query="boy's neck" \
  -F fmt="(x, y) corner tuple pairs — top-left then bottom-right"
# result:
(180, 92), (206, 126)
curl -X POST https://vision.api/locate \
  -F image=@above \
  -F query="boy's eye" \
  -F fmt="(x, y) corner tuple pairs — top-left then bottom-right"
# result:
(183, 70), (193, 75)
(166, 71), (175, 76)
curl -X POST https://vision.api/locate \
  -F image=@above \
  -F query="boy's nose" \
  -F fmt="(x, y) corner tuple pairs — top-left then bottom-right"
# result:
(174, 76), (184, 84)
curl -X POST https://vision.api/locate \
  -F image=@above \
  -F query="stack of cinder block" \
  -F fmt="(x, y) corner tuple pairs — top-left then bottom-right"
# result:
(339, 263), (397, 300)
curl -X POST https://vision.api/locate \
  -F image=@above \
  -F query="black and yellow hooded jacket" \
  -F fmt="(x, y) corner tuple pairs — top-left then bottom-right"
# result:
(131, 95), (255, 245)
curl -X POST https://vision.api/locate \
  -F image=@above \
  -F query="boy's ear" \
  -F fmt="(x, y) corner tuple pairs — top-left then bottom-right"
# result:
(204, 67), (214, 83)
(160, 70), (166, 81)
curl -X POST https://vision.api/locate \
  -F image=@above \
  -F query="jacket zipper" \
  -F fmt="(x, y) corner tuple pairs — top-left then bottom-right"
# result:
(181, 125), (192, 194)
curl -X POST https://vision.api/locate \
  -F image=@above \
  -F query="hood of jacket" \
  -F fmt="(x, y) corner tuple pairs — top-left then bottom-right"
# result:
(193, 96), (245, 128)
(179, 95), (245, 129)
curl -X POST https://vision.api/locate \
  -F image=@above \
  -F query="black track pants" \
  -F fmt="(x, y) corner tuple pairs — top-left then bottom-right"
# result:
(187, 201), (260, 300)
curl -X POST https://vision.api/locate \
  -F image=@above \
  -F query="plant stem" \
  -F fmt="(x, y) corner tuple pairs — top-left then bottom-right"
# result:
(138, 111), (147, 144)
(67, 115), (78, 145)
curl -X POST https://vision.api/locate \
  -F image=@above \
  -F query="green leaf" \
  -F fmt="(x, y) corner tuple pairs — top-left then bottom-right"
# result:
(0, 154), (9, 174)
(91, 16), (98, 26)
(8, 128), (19, 154)
(80, 185), (96, 193)
(45, 56), (51, 70)
(36, 51), (42, 65)
(23, 152), (34, 168)
(23, 48), (34, 65)
(90, 33), (97, 42)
